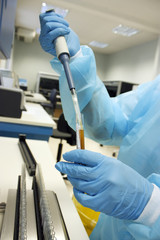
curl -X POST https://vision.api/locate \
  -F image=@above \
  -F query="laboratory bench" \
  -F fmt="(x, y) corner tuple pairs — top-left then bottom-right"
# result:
(0, 102), (56, 140)
(24, 91), (49, 104)
(0, 136), (89, 239)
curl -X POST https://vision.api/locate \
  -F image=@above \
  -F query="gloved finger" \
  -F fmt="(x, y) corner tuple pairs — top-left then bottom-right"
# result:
(40, 16), (69, 30)
(55, 161), (97, 180)
(40, 22), (69, 35)
(73, 188), (97, 210)
(40, 12), (63, 20)
(39, 28), (69, 49)
(73, 188), (113, 214)
(63, 149), (105, 166)
(48, 28), (70, 41)
(39, 12), (69, 27)
(67, 176), (100, 196)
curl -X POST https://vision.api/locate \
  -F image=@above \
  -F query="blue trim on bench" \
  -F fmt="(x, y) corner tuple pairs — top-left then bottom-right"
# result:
(0, 122), (53, 141)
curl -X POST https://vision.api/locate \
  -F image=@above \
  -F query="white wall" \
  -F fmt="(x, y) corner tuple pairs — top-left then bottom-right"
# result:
(94, 52), (108, 80)
(13, 38), (58, 91)
(13, 38), (108, 91)
(12, 37), (159, 91)
(104, 39), (158, 84)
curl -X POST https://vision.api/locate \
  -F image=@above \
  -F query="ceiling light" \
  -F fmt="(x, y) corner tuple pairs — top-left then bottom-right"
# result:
(41, 3), (68, 18)
(89, 41), (109, 48)
(112, 24), (139, 37)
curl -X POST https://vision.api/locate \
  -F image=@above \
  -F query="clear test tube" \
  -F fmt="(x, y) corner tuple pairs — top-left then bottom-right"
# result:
(76, 115), (85, 149)
(71, 89), (85, 150)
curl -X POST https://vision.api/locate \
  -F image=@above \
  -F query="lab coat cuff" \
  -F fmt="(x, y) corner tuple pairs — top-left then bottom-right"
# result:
(70, 49), (82, 61)
(134, 184), (160, 226)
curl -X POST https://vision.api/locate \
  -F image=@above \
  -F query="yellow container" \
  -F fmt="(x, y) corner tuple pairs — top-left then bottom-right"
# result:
(72, 196), (100, 236)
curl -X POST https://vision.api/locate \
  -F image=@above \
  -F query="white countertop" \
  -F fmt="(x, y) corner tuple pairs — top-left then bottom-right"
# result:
(0, 137), (89, 240)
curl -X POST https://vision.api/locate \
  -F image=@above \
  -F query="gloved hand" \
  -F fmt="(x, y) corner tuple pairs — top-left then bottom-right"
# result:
(55, 149), (154, 220)
(39, 12), (80, 57)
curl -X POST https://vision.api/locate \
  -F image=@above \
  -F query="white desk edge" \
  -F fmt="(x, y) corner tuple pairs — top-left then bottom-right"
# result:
(0, 102), (56, 128)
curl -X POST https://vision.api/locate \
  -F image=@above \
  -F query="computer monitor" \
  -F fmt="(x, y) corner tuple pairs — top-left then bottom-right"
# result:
(0, 69), (19, 89)
(36, 72), (60, 99)
(103, 81), (136, 97)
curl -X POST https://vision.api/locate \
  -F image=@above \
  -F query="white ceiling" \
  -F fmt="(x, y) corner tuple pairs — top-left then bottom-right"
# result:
(15, 0), (160, 54)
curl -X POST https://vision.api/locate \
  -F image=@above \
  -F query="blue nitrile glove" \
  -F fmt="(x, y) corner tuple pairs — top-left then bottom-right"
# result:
(39, 12), (80, 57)
(55, 149), (154, 220)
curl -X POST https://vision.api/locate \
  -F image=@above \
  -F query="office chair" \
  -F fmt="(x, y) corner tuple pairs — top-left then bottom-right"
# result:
(40, 88), (57, 116)
(51, 113), (76, 162)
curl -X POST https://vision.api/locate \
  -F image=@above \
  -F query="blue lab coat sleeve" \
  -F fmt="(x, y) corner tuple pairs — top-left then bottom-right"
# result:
(50, 45), (158, 146)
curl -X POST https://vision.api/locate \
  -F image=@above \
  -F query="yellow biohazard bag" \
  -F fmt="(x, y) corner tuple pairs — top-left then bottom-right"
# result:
(72, 195), (100, 236)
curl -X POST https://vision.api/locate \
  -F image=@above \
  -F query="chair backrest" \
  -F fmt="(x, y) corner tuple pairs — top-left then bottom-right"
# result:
(49, 89), (57, 109)
(57, 114), (76, 146)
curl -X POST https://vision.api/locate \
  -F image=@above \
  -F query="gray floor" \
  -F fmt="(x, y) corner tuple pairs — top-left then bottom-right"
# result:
(48, 136), (119, 198)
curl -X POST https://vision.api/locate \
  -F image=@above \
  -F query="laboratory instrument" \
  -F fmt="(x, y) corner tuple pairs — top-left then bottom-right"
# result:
(0, 86), (24, 118)
(0, 136), (90, 240)
(0, 138), (69, 239)
(46, 9), (85, 150)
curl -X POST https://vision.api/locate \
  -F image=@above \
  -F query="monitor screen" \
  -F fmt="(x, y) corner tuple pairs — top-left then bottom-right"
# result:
(103, 81), (119, 97)
(0, 70), (18, 88)
(39, 77), (59, 91)
(105, 85), (118, 97)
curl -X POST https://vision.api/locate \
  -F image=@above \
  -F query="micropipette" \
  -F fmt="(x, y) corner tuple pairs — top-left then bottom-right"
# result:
(46, 9), (85, 149)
